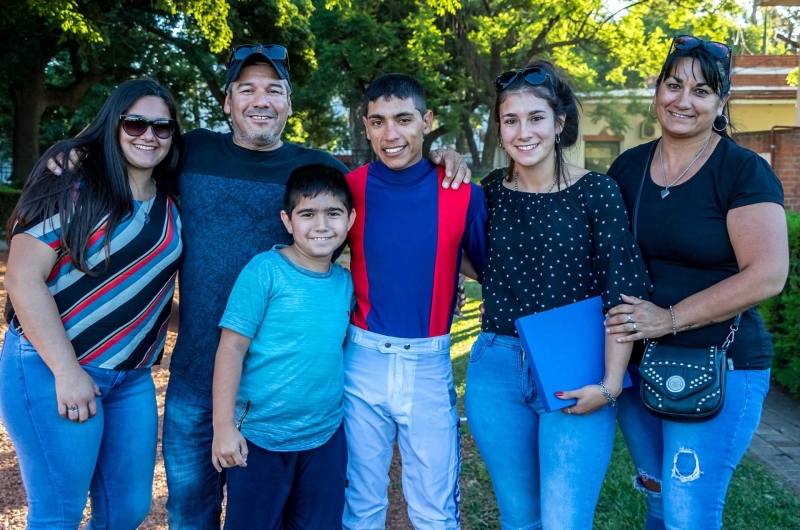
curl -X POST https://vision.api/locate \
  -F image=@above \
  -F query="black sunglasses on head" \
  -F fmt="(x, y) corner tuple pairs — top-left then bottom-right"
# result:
(228, 44), (290, 69)
(119, 115), (176, 139)
(670, 35), (732, 62)
(494, 67), (550, 92)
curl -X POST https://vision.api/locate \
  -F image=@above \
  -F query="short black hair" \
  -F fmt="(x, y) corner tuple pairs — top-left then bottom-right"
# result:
(283, 164), (353, 217)
(363, 74), (427, 117)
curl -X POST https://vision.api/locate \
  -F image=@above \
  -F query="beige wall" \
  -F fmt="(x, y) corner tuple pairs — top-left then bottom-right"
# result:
(729, 100), (797, 133)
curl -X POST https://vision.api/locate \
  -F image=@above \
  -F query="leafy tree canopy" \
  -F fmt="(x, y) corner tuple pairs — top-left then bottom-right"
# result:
(1, 0), (798, 181)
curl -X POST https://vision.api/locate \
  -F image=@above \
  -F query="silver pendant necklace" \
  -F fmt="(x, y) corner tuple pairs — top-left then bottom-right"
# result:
(141, 196), (154, 224)
(658, 135), (711, 199)
(134, 178), (157, 223)
(514, 171), (556, 193)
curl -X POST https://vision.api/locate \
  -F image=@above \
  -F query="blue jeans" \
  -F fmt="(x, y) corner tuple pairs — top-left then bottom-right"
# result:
(162, 372), (224, 529)
(617, 365), (770, 530)
(465, 332), (617, 530)
(0, 328), (157, 530)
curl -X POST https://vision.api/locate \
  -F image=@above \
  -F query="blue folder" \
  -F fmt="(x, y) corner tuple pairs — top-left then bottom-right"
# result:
(514, 296), (632, 413)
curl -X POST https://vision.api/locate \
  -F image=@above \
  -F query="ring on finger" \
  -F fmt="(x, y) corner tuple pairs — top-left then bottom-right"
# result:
(68, 405), (79, 413)
(632, 322), (637, 332)
(626, 314), (634, 324)
(567, 407), (572, 414)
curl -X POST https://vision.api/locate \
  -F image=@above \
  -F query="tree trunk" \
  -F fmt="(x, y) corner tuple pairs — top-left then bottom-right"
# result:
(421, 126), (449, 158)
(480, 113), (499, 170)
(348, 101), (372, 168)
(462, 118), (481, 168)
(10, 62), (48, 187)
(455, 132), (466, 154)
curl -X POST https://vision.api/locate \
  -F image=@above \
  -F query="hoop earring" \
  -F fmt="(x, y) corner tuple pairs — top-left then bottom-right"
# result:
(712, 114), (729, 132)
(555, 134), (561, 144)
(648, 103), (657, 120)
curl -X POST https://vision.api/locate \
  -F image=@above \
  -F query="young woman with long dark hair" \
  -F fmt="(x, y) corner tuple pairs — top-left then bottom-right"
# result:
(465, 60), (651, 529)
(0, 78), (183, 529)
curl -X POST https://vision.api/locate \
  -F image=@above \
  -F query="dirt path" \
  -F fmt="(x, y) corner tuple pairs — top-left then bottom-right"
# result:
(0, 251), (414, 529)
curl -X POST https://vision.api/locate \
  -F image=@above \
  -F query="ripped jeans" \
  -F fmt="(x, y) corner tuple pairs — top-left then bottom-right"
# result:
(617, 366), (770, 530)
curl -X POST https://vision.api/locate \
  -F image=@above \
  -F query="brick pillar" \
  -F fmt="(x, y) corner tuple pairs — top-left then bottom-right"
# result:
(733, 130), (800, 212)
(774, 129), (800, 211)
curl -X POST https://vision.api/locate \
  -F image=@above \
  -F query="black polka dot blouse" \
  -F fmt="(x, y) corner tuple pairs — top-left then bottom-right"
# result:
(481, 171), (652, 337)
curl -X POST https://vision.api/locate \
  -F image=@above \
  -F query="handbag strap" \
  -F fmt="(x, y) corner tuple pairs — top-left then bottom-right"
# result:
(721, 313), (742, 350)
(631, 142), (657, 240)
(632, 141), (743, 351)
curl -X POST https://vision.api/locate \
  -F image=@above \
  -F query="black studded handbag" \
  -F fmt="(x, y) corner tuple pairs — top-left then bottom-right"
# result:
(638, 314), (741, 422)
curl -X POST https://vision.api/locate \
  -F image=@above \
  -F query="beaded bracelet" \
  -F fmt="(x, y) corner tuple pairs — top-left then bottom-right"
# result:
(598, 381), (617, 407)
(669, 305), (677, 335)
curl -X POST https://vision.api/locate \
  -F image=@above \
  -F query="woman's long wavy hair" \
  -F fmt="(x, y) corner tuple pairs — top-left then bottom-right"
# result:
(493, 60), (581, 190)
(656, 41), (734, 138)
(7, 78), (182, 274)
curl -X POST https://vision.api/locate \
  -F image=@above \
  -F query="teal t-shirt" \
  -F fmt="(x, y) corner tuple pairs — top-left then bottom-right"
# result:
(219, 245), (354, 451)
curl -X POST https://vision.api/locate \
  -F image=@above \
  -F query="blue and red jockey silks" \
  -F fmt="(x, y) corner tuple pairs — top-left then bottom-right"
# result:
(346, 159), (488, 339)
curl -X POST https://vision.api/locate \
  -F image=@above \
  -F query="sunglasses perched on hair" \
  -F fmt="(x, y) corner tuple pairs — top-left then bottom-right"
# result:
(119, 115), (177, 139)
(670, 35), (732, 63)
(494, 67), (550, 92)
(228, 44), (290, 69)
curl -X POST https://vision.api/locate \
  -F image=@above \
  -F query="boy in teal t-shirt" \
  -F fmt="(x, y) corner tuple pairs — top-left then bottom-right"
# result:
(211, 164), (355, 528)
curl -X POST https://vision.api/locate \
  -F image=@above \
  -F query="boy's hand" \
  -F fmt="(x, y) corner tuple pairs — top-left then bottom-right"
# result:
(211, 425), (249, 472)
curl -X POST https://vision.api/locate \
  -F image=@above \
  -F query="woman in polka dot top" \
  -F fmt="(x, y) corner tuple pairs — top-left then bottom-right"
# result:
(464, 60), (652, 529)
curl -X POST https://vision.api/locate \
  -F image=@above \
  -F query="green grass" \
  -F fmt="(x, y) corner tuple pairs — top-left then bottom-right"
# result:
(451, 282), (800, 529)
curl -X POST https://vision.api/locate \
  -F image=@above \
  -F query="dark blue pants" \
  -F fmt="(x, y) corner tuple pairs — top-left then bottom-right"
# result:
(225, 421), (348, 530)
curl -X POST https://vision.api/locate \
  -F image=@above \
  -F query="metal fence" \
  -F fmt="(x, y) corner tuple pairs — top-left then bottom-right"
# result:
(0, 162), (11, 185)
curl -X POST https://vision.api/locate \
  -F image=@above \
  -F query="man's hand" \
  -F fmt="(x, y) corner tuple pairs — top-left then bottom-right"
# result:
(430, 149), (471, 190)
(46, 149), (85, 175)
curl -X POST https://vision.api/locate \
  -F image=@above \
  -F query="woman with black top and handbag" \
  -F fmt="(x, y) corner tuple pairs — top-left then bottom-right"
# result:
(604, 36), (788, 530)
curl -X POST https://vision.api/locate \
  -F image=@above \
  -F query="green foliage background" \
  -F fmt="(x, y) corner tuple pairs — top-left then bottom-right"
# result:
(2, 0), (799, 177)
(761, 212), (800, 398)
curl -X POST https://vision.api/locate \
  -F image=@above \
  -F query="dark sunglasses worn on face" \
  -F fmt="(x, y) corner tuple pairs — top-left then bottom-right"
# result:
(119, 115), (177, 140)
(671, 35), (732, 63)
(494, 67), (550, 92)
(228, 44), (290, 69)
